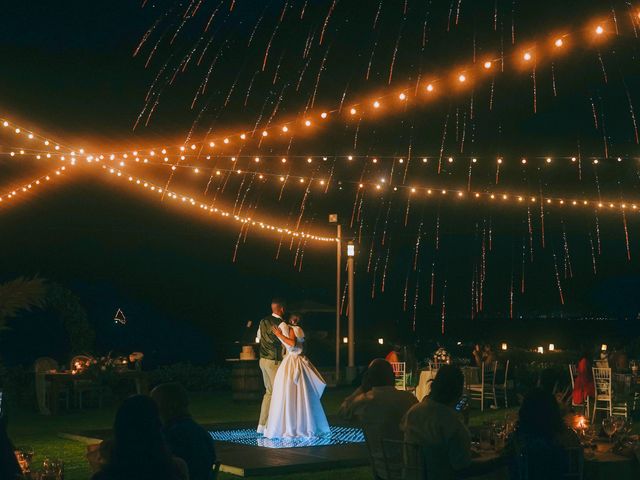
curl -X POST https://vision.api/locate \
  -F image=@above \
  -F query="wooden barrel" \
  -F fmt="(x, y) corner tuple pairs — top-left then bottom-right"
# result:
(228, 359), (263, 401)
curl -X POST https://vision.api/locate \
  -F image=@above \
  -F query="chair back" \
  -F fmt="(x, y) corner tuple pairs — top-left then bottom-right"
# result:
(592, 368), (612, 399)
(594, 359), (609, 369)
(381, 439), (426, 480)
(502, 360), (510, 388)
(568, 364), (577, 389)
(362, 425), (389, 479)
(390, 362), (407, 390)
(34, 357), (58, 373)
(612, 373), (632, 396)
(481, 361), (497, 387)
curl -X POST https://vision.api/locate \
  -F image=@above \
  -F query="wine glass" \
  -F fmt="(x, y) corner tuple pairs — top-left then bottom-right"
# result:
(602, 416), (617, 443)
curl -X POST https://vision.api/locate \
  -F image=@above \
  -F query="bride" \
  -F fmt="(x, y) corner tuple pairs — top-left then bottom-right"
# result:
(263, 313), (330, 439)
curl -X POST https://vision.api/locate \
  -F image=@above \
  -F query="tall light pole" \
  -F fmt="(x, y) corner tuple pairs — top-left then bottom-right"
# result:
(346, 241), (356, 382)
(329, 214), (341, 384)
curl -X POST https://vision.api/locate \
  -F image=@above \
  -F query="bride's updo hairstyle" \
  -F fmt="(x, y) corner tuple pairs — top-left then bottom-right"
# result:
(289, 312), (303, 325)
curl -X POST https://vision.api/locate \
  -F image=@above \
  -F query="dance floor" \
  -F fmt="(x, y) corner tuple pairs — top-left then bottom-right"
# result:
(65, 421), (369, 477)
(209, 425), (365, 448)
(211, 423), (368, 475)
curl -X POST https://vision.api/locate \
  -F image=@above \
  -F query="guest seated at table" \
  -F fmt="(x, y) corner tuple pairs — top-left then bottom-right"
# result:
(472, 344), (483, 367)
(402, 365), (477, 479)
(483, 344), (497, 364)
(0, 413), (21, 480)
(345, 359), (417, 434)
(502, 388), (581, 480)
(338, 358), (379, 419)
(572, 351), (595, 408)
(151, 383), (217, 480)
(91, 395), (188, 480)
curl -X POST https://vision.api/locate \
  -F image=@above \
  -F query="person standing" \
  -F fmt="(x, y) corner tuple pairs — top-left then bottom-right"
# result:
(256, 298), (287, 434)
(264, 313), (330, 438)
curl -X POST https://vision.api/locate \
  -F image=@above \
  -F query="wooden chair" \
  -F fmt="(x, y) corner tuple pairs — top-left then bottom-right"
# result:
(568, 364), (590, 418)
(468, 361), (497, 412)
(34, 357), (69, 414)
(381, 439), (426, 480)
(494, 360), (511, 408)
(390, 362), (407, 391)
(592, 367), (612, 422)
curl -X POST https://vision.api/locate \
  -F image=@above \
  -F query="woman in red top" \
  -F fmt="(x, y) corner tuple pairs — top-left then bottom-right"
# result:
(572, 352), (595, 406)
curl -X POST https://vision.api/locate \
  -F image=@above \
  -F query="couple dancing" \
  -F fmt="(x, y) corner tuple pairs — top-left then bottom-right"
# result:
(256, 299), (330, 439)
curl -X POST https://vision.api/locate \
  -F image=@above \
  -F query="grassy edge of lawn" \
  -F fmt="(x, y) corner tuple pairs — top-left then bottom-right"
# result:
(8, 388), (516, 480)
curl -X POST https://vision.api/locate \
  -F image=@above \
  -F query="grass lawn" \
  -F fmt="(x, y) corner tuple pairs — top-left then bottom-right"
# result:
(7, 388), (516, 480)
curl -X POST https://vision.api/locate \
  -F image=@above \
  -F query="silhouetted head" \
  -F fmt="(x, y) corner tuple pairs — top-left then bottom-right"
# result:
(363, 358), (395, 390)
(150, 383), (190, 425)
(516, 388), (565, 439)
(429, 365), (464, 406)
(104, 395), (175, 479)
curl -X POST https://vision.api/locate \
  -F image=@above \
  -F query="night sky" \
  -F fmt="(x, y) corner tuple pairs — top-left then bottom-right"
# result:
(1, 1), (640, 365)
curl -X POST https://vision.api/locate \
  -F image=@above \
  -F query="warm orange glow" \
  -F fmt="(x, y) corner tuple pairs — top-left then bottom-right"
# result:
(350, 107), (357, 115)
(399, 92), (407, 100)
(595, 25), (604, 35)
(320, 112), (328, 119)
(304, 120), (312, 126)
(555, 38), (564, 47)
(426, 83), (434, 92)
(483, 61), (492, 69)
(523, 52), (532, 61)
(458, 74), (466, 83)
(282, 126), (288, 132)
(373, 100), (381, 108)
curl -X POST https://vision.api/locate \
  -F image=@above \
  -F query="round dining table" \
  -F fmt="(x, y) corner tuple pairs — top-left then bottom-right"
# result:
(466, 443), (639, 479)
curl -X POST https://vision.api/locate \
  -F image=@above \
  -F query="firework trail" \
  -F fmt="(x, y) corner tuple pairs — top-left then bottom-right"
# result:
(404, 196), (412, 226)
(371, 253), (381, 298)
(388, 20), (406, 85)
(588, 233), (597, 274)
(435, 211), (441, 251)
(561, 220), (573, 279)
(319, 0), (337, 45)
(532, 64), (537, 113)
(381, 197), (393, 246)
(622, 77), (640, 144)
(509, 272), (514, 319)
(527, 206), (534, 261)
(622, 210), (631, 261)
(403, 268), (410, 311)
(438, 112), (450, 174)
(310, 45), (332, 108)
(552, 249), (565, 305)
(373, 0), (383, 28)
(413, 221), (423, 271)
(595, 212), (602, 255)
(517, 237), (525, 295)
(589, 97), (599, 130)
(430, 261), (436, 305)
(413, 268), (421, 331)
(446, 0), (454, 31)
(489, 78), (495, 110)
(440, 279), (447, 334)
(551, 63), (557, 96)
(244, 70), (260, 106)
(539, 193), (546, 248)
(597, 52), (608, 84)
(381, 244), (391, 292)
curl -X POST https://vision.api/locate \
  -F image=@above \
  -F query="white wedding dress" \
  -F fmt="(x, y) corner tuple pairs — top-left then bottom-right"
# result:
(264, 324), (331, 439)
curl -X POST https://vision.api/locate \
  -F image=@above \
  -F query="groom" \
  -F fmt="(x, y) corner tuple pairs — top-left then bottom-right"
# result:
(256, 298), (287, 434)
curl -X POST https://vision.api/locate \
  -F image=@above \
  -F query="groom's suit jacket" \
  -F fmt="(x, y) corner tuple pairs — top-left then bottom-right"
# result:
(258, 315), (284, 362)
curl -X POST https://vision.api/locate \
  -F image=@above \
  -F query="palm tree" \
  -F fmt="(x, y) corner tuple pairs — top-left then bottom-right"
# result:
(0, 276), (47, 330)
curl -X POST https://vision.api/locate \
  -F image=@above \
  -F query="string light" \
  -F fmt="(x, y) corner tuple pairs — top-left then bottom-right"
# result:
(68, 14), (628, 158)
(102, 165), (336, 243)
(0, 166), (68, 206)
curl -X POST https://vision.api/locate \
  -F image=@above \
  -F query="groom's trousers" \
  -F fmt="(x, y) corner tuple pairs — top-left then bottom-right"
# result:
(258, 358), (280, 429)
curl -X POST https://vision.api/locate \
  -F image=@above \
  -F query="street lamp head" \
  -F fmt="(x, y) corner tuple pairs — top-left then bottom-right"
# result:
(347, 243), (355, 257)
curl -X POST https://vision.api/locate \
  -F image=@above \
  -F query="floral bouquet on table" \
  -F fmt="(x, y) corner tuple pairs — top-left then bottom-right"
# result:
(433, 347), (451, 366)
(84, 355), (120, 385)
